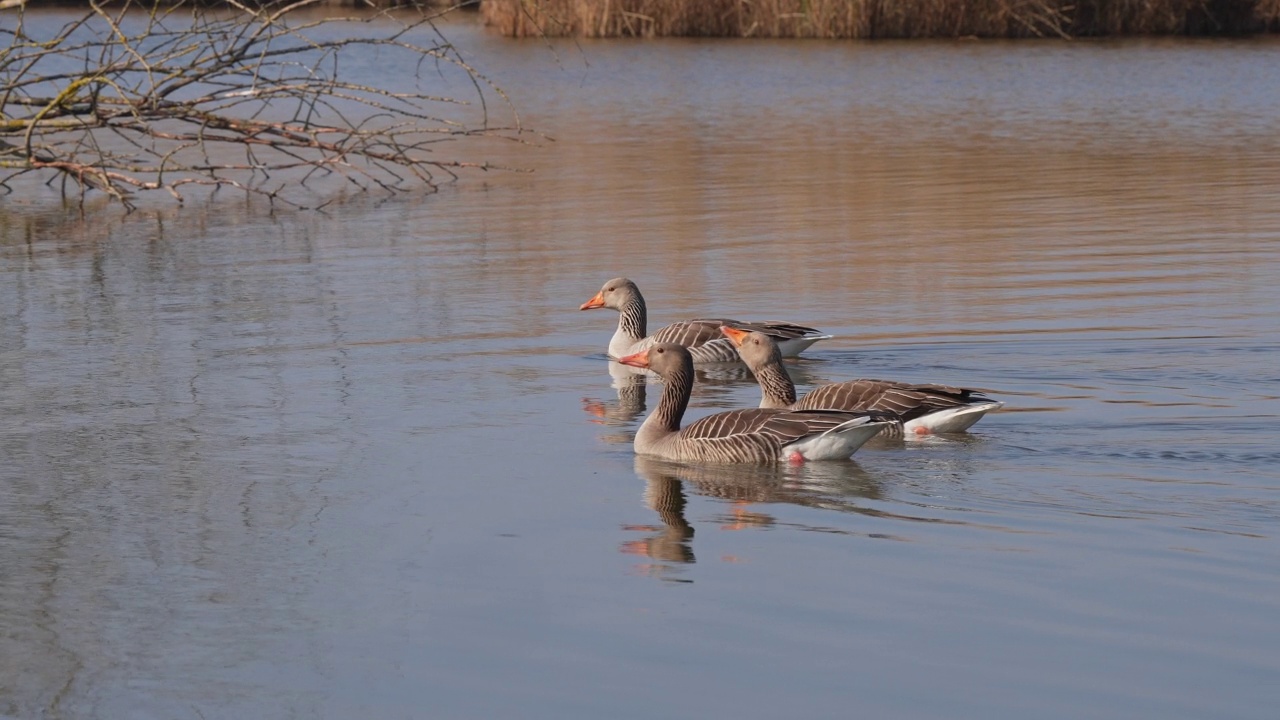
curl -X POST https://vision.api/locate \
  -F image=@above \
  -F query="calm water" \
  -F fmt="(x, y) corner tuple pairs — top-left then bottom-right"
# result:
(3, 13), (1280, 720)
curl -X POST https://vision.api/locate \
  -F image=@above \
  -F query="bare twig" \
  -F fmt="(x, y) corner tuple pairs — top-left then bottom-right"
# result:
(1, 0), (526, 210)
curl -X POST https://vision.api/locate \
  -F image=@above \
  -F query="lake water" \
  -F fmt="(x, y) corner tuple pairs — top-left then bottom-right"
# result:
(2, 12), (1279, 720)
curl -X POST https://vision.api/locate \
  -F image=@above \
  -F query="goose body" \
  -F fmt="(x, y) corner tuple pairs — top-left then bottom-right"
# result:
(581, 278), (831, 363)
(617, 343), (891, 463)
(721, 326), (1004, 436)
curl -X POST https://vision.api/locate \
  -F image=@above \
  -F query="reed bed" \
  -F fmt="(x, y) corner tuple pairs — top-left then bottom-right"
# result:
(480, 0), (1280, 38)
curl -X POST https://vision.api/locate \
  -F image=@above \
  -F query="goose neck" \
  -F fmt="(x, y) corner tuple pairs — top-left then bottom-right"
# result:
(617, 295), (647, 342)
(754, 359), (797, 409)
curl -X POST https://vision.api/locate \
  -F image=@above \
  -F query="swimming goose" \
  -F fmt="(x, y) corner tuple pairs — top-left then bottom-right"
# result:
(720, 326), (1004, 436)
(616, 343), (892, 463)
(580, 277), (831, 363)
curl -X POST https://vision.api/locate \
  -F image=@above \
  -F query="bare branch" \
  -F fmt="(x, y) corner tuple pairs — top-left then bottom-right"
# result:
(1, 0), (528, 209)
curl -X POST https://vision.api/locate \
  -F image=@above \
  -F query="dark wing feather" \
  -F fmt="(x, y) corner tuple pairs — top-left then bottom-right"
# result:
(679, 408), (788, 440)
(680, 408), (881, 444)
(650, 320), (761, 362)
(649, 319), (825, 363)
(676, 408), (889, 462)
(689, 318), (826, 341)
(734, 321), (828, 340)
(650, 320), (733, 348)
(795, 379), (990, 421)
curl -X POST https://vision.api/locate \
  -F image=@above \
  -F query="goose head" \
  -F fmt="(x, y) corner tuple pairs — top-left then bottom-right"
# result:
(580, 277), (642, 311)
(720, 326), (783, 372)
(617, 342), (693, 378)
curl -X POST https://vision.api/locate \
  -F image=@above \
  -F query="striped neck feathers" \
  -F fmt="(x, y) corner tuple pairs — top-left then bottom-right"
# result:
(751, 350), (797, 409)
(647, 357), (692, 434)
(616, 290), (647, 341)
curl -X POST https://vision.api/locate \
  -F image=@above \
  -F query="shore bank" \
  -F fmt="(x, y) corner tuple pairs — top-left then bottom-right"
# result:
(480, 0), (1280, 38)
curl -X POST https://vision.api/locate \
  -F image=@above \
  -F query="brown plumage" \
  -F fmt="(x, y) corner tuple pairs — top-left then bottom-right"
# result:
(579, 277), (831, 363)
(720, 326), (1004, 435)
(616, 343), (891, 463)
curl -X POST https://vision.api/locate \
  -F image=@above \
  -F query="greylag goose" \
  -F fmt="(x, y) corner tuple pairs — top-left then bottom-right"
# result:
(616, 343), (892, 463)
(720, 326), (1004, 436)
(580, 278), (831, 363)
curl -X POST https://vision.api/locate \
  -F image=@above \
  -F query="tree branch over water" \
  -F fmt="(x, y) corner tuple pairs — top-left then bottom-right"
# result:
(1, 0), (525, 210)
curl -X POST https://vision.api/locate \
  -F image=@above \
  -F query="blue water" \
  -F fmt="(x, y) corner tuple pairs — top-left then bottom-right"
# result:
(2, 13), (1279, 720)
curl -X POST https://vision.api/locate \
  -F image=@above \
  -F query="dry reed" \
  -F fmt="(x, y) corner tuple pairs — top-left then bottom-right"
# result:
(480, 0), (1280, 38)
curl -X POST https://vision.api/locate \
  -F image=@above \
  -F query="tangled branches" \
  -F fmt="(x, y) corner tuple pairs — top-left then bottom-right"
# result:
(1, 0), (524, 210)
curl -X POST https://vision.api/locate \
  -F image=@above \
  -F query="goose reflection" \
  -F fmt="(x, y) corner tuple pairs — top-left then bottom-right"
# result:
(634, 455), (884, 513)
(621, 464), (696, 566)
(582, 361), (651, 439)
(624, 456), (889, 574)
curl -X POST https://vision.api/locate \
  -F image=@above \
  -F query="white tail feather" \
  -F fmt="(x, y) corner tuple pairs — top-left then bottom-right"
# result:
(904, 401), (1005, 435)
(783, 417), (893, 460)
(776, 334), (834, 358)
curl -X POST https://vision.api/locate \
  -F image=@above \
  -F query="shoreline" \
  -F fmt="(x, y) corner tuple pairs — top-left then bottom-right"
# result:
(479, 0), (1280, 39)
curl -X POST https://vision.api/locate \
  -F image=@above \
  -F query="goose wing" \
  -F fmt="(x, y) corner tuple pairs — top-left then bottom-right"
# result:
(648, 319), (736, 348)
(679, 408), (878, 445)
(650, 319), (829, 363)
(796, 378), (991, 420)
(674, 408), (857, 463)
(641, 321), (738, 362)
(721, 320), (829, 341)
(652, 318), (828, 347)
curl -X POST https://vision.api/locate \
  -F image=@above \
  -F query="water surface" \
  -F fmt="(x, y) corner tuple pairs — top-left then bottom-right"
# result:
(2, 14), (1279, 720)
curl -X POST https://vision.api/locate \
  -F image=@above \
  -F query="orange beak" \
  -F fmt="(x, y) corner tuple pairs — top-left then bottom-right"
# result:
(616, 349), (650, 369)
(579, 291), (606, 310)
(720, 326), (749, 347)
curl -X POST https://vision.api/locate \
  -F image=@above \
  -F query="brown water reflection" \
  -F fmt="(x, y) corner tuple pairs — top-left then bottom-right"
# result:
(3, 13), (1280, 720)
(457, 35), (1280, 346)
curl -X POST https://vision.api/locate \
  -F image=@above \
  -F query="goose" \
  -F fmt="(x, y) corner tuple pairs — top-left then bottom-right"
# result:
(580, 277), (831, 363)
(720, 326), (1004, 436)
(616, 343), (892, 463)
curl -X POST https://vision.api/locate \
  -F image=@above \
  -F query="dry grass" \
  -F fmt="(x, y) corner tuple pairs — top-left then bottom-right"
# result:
(480, 0), (1280, 38)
